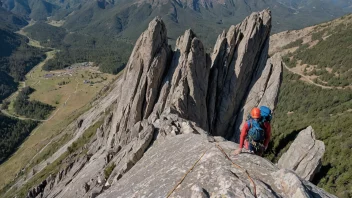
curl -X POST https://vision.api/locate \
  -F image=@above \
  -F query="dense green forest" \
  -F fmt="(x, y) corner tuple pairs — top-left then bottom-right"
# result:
(13, 87), (54, 120)
(267, 71), (352, 198)
(0, 28), (23, 57)
(0, 72), (18, 102)
(0, 7), (28, 31)
(22, 22), (66, 48)
(0, 112), (38, 164)
(0, 28), (46, 81)
(0, 28), (46, 103)
(24, 23), (132, 74)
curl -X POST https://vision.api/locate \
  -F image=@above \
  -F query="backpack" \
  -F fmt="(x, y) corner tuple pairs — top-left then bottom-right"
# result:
(260, 106), (272, 123)
(247, 119), (265, 142)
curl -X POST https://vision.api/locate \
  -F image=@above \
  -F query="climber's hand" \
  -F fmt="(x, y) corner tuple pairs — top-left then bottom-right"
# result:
(233, 148), (242, 155)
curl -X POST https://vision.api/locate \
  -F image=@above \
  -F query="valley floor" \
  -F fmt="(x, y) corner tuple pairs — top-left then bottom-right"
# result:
(0, 23), (116, 192)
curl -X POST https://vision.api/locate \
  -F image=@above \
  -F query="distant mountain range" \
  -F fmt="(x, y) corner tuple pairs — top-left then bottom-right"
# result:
(1, 0), (352, 79)
(1, 0), (352, 38)
(0, 5), (27, 30)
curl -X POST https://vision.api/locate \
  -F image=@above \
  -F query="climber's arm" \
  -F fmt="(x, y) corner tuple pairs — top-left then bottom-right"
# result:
(234, 123), (249, 155)
(239, 122), (249, 149)
(264, 123), (271, 150)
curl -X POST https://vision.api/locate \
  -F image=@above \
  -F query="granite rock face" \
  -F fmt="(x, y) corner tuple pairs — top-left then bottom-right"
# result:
(107, 17), (172, 151)
(232, 53), (283, 141)
(99, 134), (336, 198)
(278, 126), (325, 181)
(208, 10), (272, 138)
(22, 10), (334, 198)
(153, 29), (211, 130)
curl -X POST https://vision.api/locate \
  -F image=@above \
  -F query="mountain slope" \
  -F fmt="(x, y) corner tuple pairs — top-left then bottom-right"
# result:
(3, 0), (351, 40)
(269, 13), (352, 198)
(53, 0), (352, 74)
(0, 6), (27, 30)
(0, 27), (46, 102)
(3, 0), (351, 77)
(1, 0), (80, 20)
(62, 0), (352, 44)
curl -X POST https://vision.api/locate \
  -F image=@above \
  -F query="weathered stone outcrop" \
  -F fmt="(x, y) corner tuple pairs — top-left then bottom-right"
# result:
(232, 53), (283, 141)
(22, 10), (333, 198)
(152, 29), (211, 130)
(107, 17), (172, 151)
(207, 10), (272, 138)
(99, 134), (336, 198)
(278, 126), (325, 181)
(103, 10), (276, 152)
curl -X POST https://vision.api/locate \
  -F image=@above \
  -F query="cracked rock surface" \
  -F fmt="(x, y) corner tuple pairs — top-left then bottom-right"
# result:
(99, 134), (335, 198)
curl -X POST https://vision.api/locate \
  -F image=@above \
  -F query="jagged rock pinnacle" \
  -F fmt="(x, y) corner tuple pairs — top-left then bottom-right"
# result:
(23, 10), (335, 198)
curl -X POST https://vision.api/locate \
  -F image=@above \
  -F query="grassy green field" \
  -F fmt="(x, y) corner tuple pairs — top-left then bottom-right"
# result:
(0, 49), (115, 191)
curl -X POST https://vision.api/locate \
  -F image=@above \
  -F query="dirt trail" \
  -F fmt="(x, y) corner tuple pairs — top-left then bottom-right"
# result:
(283, 61), (351, 90)
(283, 63), (335, 89)
(1, 109), (44, 121)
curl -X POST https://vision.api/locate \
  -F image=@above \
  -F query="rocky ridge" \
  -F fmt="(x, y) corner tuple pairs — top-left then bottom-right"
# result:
(22, 10), (334, 198)
(99, 134), (335, 198)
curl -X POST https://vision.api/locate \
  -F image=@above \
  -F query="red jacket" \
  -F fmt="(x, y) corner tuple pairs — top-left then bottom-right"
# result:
(239, 121), (271, 149)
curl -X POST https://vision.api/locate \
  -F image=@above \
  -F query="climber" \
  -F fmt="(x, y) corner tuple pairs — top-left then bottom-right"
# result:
(233, 106), (272, 156)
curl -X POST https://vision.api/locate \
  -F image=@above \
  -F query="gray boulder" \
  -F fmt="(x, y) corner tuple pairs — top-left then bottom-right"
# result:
(278, 126), (325, 181)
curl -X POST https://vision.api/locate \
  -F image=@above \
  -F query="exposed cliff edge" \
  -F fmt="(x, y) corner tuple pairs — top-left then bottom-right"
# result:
(21, 10), (335, 198)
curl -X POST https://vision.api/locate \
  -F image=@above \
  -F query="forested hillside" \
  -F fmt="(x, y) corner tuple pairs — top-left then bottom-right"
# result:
(6, 0), (352, 75)
(0, 72), (17, 102)
(0, 6), (28, 31)
(0, 112), (38, 164)
(268, 14), (352, 198)
(0, 7), (47, 103)
(268, 71), (351, 198)
(0, 27), (46, 102)
(24, 22), (132, 74)
(13, 87), (54, 120)
(0, 29), (46, 80)
(283, 14), (352, 87)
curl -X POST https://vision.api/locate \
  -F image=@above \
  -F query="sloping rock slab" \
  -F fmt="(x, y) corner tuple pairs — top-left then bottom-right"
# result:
(99, 134), (335, 198)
